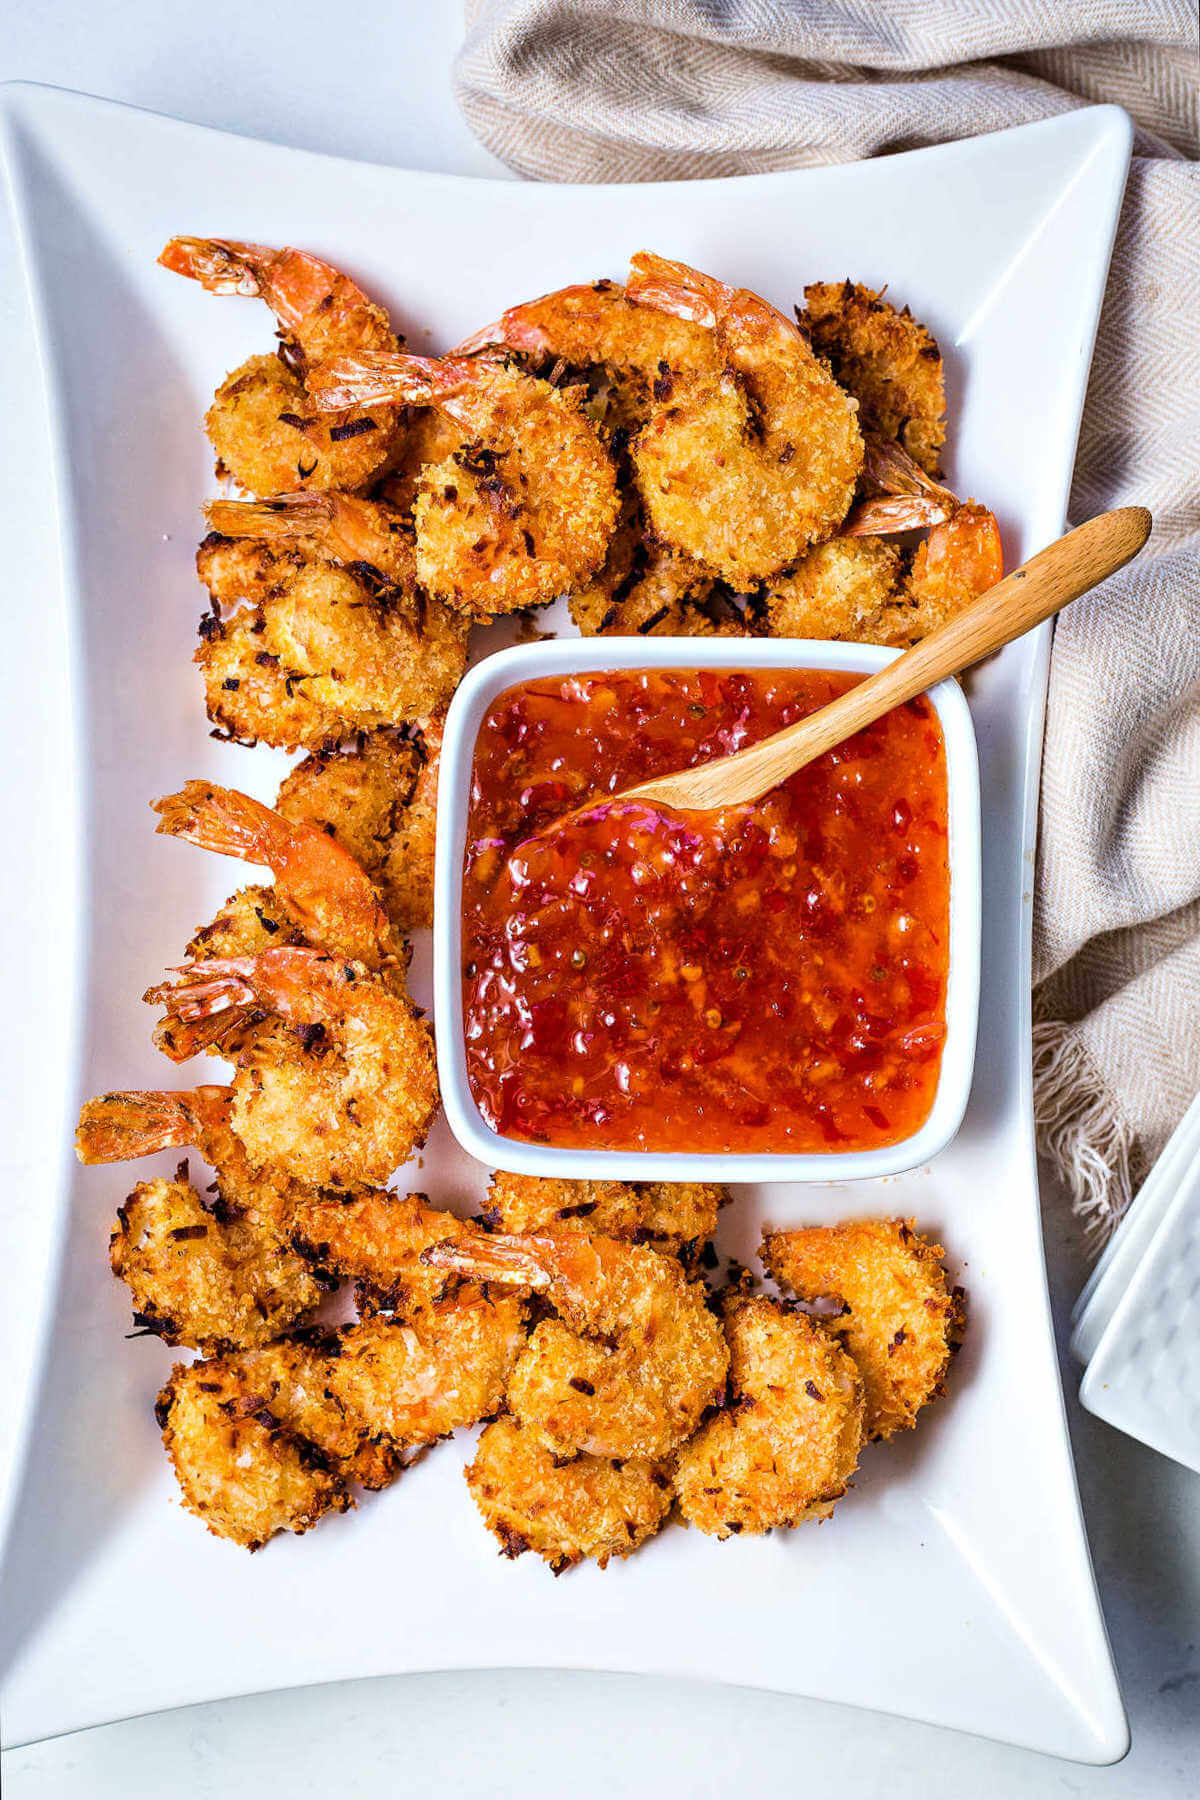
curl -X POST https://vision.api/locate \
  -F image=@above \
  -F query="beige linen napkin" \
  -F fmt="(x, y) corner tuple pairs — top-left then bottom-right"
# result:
(456, 1), (1200, 1238)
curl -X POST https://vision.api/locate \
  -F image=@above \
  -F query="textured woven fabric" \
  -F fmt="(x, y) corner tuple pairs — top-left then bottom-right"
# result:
(455, 1), (1200, 1238)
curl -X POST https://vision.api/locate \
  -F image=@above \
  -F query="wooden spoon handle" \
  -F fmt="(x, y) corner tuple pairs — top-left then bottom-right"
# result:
(625, 506), (1152, 814)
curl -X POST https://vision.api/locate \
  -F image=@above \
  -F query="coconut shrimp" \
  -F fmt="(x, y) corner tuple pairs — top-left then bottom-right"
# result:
(307, 353), (620, 619)
(146, 948), (438, 1189)
(485, 1172), (726, 1262)
(766, 442), (1002, 647)
(319, 1293), (528, 1453)
(288, 1189), (476, 1318)
(76, 1088), (463, 1313)
(673, 1293), (865, 1540)
(215, 1333), (402, 1491)
(156, 1355), (353, 1550)
(762, 1219), (966, 1441)
(275, 720), (441, 933)
(195, 532), (468, 751)
(568, 515), (756, 640)
(78, 1085), (303, 1235)
(106, 1163), (329, 1355)
(625, 253), (862, 585)
(801, 281), (946, 476)
(425, 1229), (729, 1460)
(160, 237), (403, 496)
(154, 780), (399, 970)
(459, 278), (721, 433)
(467, 1417), (672, 1573)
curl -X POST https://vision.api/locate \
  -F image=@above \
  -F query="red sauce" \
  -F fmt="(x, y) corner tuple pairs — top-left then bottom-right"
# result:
(462, 669), (949, 1154)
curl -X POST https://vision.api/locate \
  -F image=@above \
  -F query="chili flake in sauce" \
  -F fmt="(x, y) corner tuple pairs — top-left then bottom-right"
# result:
(462, 669), (949, 1154)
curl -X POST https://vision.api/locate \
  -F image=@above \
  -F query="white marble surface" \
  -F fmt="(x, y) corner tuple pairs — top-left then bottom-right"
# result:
(2, 5), (1197, 1793)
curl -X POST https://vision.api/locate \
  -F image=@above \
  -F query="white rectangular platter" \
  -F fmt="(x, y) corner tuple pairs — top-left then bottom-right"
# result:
(0, 84), (1130, 1759)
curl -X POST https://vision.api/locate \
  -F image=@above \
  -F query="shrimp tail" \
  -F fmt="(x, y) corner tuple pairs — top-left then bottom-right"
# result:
(421, 1234), (555, 1292)
(76, 1086), (232, 1163)
(205, 494), (336, 542)
(145, 959), (261, 1026)
(307, 351), (504, 414)
(159, 236), (274, 298)
(843, 495), (955, 537)
(153, 781), (283, 868)
(627, 252), (722, 330)
(307, 352), (435, 412)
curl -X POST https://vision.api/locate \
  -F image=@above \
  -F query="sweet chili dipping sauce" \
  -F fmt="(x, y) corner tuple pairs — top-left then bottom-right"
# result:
(462, 669), (950, 1154)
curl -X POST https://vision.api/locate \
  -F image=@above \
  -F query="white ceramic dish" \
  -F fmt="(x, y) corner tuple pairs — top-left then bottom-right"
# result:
(436, 638), (980, 1183)
(0, 83), (1131, 1760)
(1071, 1088), (1200, 1365)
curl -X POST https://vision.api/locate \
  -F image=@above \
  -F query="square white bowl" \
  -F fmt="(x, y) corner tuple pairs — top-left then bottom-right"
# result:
(435, 638), (980, 1183)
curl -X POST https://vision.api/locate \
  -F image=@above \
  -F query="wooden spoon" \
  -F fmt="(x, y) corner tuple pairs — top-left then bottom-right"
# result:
(604, 506), (1152, 816)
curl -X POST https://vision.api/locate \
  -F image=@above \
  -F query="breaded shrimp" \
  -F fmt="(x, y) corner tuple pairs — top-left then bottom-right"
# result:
(766, 443), (1002, 648)
(205, 491), (418, 591)
(77, 1083), (385, 1258)
(146, 948), (438, 1188)
(307, 353), (620, 619)
(762, 1219), (966, 1441)
(569, 528), (754, 640)
(202, 1334), (402, 1491)
(107, 1163), (328, 1354)
(425, 1229), (729, 1460)
(467, 1417), (672, 1573)
(153, 781), (399, 968)
(195, 547), (467, 750)
(459, 278), (720, 432)
(485, 1171), (725, 1260)
(287, 1189), (475, 1317)
(802, 281), (946, 476)
(275, 721), (441, 933)
(673, 1293), (865, 1540)
(764, 537), (904, 643)
(161, 237), (403, 495)
(320, 1293), (528, 1451)
(156, 1356), (352, 1550)
(625, 252), (862, 584)
(202, 355), (396, 499)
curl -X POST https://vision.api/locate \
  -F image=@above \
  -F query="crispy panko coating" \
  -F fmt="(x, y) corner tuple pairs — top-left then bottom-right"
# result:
(569, 531), (755, 639)
(275, 721), (441, 933)
(205, 355), (394, 498)
(186, 883), (305, 961)
(762, 1219), (966, 1441)
(460, 278), (721, 433)
(149, 949), (438, 1189)
(156, 1356), (352, 1550)
(195, 535), (467, 751)
(321, 1294), (528, 1451)
(377, 407), (465, 515)
(109, 1165), (328, 1355)
(673, 1294), (865, 1539)
(485, 1172), (725, 1260)
(889, 501), (1003, 642)
(467, 1417), (672, 1573)
(307, 355), (621, 620)
(802, 281), (946, 476)
(626, 253), (862, 585)
(207, 1335), (401, 1490)
(286, 1189), (474, 1316)
(765, 536), (903, 643)
(426, 1230), (729, 1461)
